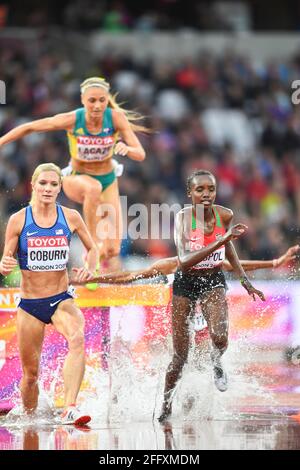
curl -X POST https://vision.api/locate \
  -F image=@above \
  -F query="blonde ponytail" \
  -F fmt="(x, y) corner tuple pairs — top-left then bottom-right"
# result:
(107, 93), (151, 134)
(81, 76), (151, 134)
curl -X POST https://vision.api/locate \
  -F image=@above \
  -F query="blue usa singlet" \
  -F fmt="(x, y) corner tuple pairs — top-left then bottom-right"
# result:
(17, 205), (72, 272)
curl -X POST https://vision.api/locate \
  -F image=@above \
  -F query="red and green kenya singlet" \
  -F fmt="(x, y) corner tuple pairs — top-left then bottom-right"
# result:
(189, 206), (226, 270)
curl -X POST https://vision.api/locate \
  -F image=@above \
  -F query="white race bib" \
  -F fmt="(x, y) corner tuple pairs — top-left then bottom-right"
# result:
(190, 244), (225, 270)
(76, 135), (115, 162)
(27, 236), (69, 271)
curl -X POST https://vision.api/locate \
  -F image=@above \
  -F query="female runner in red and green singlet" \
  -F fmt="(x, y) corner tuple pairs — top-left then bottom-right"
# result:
(158, 169), (265, 422)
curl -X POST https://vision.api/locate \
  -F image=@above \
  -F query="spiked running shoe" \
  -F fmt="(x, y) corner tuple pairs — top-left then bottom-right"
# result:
(213, 365), (228, 392)
(60, 405), (91, 426)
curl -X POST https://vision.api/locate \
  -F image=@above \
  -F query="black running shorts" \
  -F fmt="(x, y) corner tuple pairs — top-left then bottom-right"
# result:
(173, 269), (227, 301)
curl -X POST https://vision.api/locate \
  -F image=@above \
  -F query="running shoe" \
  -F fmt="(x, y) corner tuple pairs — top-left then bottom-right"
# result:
(211, 347), (228, 392)
(60, 405), (91, 426)
(213, 365), (228, 392)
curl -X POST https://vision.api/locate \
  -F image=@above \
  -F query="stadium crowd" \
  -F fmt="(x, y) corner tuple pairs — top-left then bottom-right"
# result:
(0, 36), (300, 277)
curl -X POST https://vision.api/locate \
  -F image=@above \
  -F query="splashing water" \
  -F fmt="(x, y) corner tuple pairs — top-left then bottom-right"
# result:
(3, 388), (59, 428)
(76, 331), (278, 425)
(1, 303), (282, 428)
(1, 329), (279, 428)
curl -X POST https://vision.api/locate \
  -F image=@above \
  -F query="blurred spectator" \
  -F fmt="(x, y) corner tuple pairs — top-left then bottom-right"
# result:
(0, 35), (300, 278)
(102, 1), (132, 32)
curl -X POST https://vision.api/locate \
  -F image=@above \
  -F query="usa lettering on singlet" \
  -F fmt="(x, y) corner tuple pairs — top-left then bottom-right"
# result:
(27, 236), (69, 271)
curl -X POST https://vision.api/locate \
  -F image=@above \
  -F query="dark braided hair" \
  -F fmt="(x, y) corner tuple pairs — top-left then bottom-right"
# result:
(186, 170), (216, 193)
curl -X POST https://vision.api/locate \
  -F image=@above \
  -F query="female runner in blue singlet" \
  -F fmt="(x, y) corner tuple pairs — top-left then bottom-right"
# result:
(0, 163), (97, 425)
(0, 77), (149, 268)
